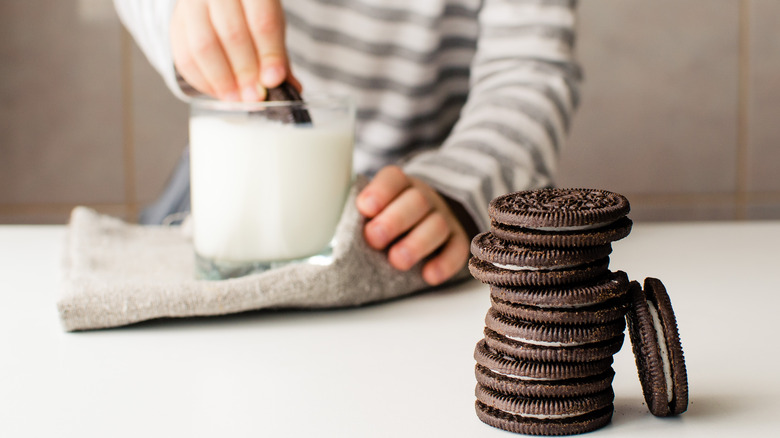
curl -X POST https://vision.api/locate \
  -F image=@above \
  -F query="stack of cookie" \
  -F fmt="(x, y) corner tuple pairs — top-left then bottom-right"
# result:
(468, 188), (634, 435)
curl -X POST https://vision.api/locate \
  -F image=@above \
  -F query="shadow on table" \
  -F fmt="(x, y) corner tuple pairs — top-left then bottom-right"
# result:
(613, 391), (753, 426)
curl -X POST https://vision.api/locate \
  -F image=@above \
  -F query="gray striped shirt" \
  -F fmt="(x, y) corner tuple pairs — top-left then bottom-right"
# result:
(114, 0), (581, 231)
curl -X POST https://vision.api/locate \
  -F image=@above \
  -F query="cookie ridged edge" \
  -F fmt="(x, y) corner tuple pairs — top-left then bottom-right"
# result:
(474, 340), (613, 380)
(491, 216), (633, 248)
(483, 328), (625, 363)
(475, 364), (615, 398)
(489, 188), (630, 229)
(490, 295), (629, 325)
(470, 232), (613, 268)
(489, 271), (630, 308)
(475, 401), (613, 436)
(485, 308), (626, 346)
(469, 257), (610, 287)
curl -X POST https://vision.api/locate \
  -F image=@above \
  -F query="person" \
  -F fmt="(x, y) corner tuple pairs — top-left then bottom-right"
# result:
(113, 0), (581, 287)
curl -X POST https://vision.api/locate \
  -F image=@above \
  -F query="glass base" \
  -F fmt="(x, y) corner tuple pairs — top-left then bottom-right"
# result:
(195, 244), (335, 280)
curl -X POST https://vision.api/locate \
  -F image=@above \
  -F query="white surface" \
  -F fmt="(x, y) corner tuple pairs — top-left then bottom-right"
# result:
(1, 222), (779, 437)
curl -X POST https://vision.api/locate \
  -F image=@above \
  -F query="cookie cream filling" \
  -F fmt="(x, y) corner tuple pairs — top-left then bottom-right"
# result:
(495, 406), (586, 420)
(505, 335), (590, 347)
(647, 300), (674, 403)
(529, 220), (615, 232)
(513, 412), (582, 420)
(492, 262), (583, 271)
(488, 368), (556, 381)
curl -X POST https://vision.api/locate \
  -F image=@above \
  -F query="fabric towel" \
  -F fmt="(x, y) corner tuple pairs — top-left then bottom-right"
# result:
(58, 177), (462, 331)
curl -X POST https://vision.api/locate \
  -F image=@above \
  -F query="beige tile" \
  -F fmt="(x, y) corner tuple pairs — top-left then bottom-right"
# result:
(559, 0), (740, 195)
(0, 212), (74, 225)
(130, 42), (190, 206)
(0, 204), (129, 225)
(746, 202), (780, 220)
(747, 0), (780, 192)
(0, 1), (125, 205)
(627, 197), (737, 223)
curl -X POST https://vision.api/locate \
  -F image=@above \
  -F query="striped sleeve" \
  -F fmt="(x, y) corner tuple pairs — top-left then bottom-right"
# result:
(402, 0), (581, 232)
(112, 0), (193, 101)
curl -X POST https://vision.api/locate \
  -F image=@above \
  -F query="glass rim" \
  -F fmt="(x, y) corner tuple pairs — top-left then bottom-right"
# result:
(189, 92), (353, 112)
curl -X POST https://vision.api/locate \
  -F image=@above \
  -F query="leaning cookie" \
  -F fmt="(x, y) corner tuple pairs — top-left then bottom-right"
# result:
(626, 278), (688, 416)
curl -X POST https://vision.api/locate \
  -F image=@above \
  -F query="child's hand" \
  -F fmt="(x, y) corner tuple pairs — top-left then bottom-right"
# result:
(170, 0), (297, 101)
(355, 166), (470, 286)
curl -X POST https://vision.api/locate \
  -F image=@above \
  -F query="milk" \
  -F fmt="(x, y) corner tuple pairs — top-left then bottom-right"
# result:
(189, 103), (354, 275)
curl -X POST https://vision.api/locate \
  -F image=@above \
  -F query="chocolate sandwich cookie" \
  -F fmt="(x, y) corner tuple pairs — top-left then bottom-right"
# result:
(489, 188), (630, 230)
(262, 81), (312, 124)
(476, 384), (614, 420)
(483, 328), (625, 363)
(469, 257), (610, 287)
(471, 232), (612, 270)
(485, 308), (626, 347)
(475, 389), (614, 435)
(474, 340), (614, 381)
(475, 364), (615, 398)
(490, 270), (630, 308)
(490, 295), (629, 326)
(491, 216), (633, 248)
(626, 278), (688, 417)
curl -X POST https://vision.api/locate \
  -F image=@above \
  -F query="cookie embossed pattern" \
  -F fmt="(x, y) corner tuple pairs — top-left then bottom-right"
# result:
(469, 188), (688, 435)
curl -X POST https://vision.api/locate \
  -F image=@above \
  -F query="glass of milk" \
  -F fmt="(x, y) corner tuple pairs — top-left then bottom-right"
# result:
(189, 94), (355, 280)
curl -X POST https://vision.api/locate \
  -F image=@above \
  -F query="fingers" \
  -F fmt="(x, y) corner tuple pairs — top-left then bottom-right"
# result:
(242, 0), (288, 88)
(170, 0), (289, 100)
(209, 0), (262, 101)
(356, 166), (411, 218)
(421, 230), (470, 286)
(363, 186), (431, 250)
(171, 1), (217, 97)
(183, 0), (239, 100)
(357, 167), (472, 286)
(387, 212), (450, 271)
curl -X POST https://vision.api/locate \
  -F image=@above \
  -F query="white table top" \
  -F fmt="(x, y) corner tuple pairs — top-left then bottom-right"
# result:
(1, 221), (779, 437)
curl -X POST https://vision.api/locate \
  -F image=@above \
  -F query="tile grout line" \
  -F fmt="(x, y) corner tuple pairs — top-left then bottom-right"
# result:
(0, 203), (130, 215)
(120, 27), (139, 222)
(736, 0), (751, 220)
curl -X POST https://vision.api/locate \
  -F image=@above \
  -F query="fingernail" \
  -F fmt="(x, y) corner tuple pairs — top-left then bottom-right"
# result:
(261, 66), (284, 88)
(395, 246), (413, 270)
(369, 223), (388, 248)
(256, 83), (267, 101)
(357, 194), (380, 216)
(222, 91), (240, 102)
(425, 266), (444, 286)
(241, 85), (260, 102)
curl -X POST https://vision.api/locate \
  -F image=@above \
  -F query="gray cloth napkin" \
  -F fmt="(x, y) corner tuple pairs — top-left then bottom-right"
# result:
(58, 177), (459, 331)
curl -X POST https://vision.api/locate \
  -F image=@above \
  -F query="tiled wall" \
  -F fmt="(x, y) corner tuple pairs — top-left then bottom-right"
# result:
(1, 0), (778, 224)
(559, 0), (780, 221)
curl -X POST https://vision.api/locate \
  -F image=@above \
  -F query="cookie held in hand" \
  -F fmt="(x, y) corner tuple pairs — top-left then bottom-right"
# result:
(262, 81), (312, 124)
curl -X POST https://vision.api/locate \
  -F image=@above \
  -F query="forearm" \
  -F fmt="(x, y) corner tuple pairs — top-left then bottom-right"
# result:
(403, 0), (581, 232)
(113, 0), (191, 100)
